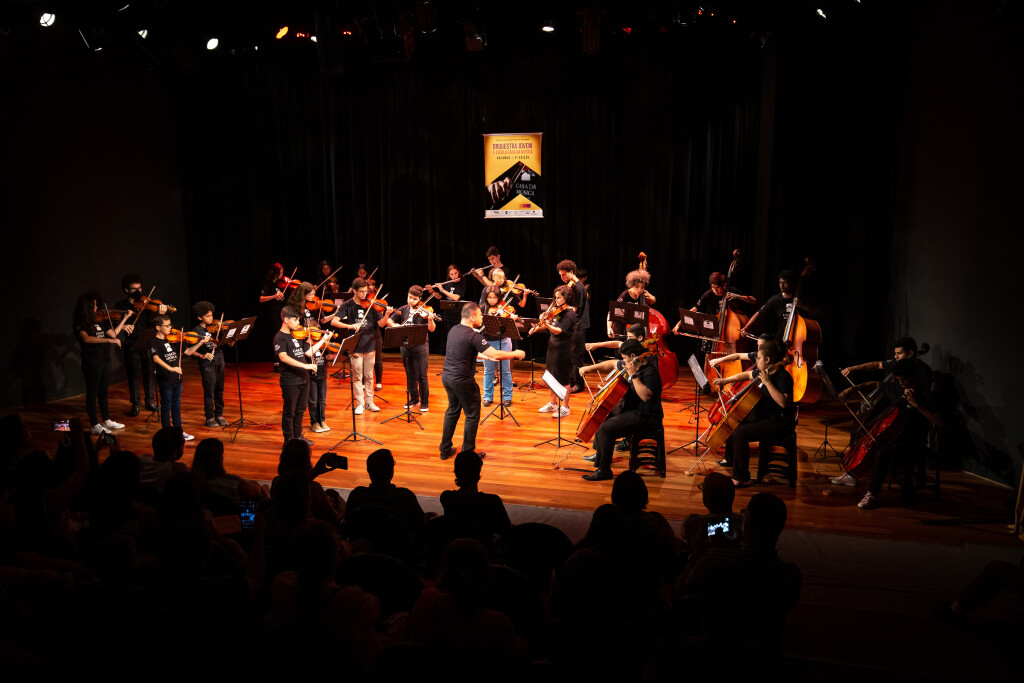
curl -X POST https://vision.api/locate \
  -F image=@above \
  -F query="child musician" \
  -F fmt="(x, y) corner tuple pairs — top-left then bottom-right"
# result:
(274, 305), (332, 445)
(287, 281), (335, 433)
(386, 285), (436, 412)
(150, 314), (204, 441)
(185, 301), (230, 428)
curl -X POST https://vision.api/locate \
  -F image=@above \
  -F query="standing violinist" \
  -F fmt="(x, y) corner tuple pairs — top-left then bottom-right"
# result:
(150, 314), (200, 442)
(274, 306), (330, 446)
(185, 301), (234, 429)
(710, 341), (794, 487)
(115, 273), (166, 416)
(577, 338), (663, 482)
(854, 358), (943, 510)
(529, 285), (577, 418)
(334, 278), (393, 415)
(350, 265), (385, 391)
(260, 263), (287, 373)
(319, 261), (340, 295)
(557, 260), (590, 394)
(288, 282), (335, 434)
(385, 285), (436, 412)
(74, 291), (134, 435)
(607, 270), (656, 339)
(478, 275), (523, 407)
(427, 264), (467, 352)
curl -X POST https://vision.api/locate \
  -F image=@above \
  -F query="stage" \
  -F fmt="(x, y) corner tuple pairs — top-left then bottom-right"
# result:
(19, 353), (1017, 549)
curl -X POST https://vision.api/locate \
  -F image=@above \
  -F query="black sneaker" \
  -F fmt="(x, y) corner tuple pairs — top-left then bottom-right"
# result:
(503, 400), (512, 407)
(205, 418), (218, 428)
(583, 469), (613, 482)
(216, 416), (228, 427)
(419, 404), (429, 412)
(128, 404), (140, 417)
(583, 454), (597, 462)
(615, 438), (631, 452)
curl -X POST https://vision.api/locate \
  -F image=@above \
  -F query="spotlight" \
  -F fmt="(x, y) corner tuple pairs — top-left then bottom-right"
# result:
(138, 29), (148, 39)
(206, 38), (219, 50)
(816, 9), (827, 19)
(310, 36), (317, 42)
(541, 22), (554, 33)
(40, 13), (56, 27)
(276, 26), (288, 39)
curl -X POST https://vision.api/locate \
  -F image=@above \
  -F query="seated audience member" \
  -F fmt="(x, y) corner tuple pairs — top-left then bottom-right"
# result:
(139, 427), (188, 495)
(439, 451), (511, 539)
(270, 439), (344, 525)
(681, 472), (741, 559)
(190, 437), (267, 508)
(345, 448), (425, 536)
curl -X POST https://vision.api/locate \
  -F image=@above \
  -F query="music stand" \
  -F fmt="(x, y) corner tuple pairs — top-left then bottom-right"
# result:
(220, 317), (273, 442)
(670, 355), (713, 458)
(812, 361), (853, 470)
(381, 324), (427, 430)
(675, 309), (720, 343)
(481, 315), (521, 425)
(327, 332), (382, 448)
(534, 370), (576, 452)
(608, 300), (649, 333)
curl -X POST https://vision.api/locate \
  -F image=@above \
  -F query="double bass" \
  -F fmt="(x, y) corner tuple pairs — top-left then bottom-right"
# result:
(703, 250), (751, 393)
(637, 252), (678, 391)
(782, 259), (822, 403)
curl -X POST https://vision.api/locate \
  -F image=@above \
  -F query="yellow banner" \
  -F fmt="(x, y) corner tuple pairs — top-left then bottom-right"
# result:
(483, 133), (543, 218)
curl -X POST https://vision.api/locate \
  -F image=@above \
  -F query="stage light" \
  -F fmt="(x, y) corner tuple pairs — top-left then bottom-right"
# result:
(342, 28), (353, 36)
(310, 35), (317, 42)
(138, 29), (147, 39)
(276, 26), (288, 39)
(542, 21), (554, 33)
(40, 13), (56, 27)
(622, 26), (631, 34)
(206, 38), (219, 50)
(817, 9), (827, 19)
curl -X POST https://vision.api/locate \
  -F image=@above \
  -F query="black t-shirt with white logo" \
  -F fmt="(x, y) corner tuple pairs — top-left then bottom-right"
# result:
(74, 320), (110, 364)
(191, 324), (221, 366)
(442, 324), (491, 384)
(274, 330), (310, 386)
(150, 337), (183, 385)
(338, 300), (381, 354)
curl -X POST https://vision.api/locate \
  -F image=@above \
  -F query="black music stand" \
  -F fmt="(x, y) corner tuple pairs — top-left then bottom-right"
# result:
(671, 355), (714, 458)
(534, 370), (577, 452)
(608, 300), (649, 334)
(327, 332), (382, 448)
(812, 361), (851, 470)
(481, 314), (521, 425)
(381, 324), (426, 430)
(675, 309), (720, 343)
(220, 317), (273, 442)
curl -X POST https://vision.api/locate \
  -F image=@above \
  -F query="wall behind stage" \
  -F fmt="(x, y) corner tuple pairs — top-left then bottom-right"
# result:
(891, 5), (1024, 486)
(1, 64), (190, 411)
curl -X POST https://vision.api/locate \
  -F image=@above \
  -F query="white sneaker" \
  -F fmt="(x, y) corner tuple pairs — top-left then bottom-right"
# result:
(102, 419), (125, 430)
(857, 492), (877, 510)
(367, 403), (381, 412)
(419, 405), (429, 413)
(182, 432), (195, 442)
(320, 422), (331, 431)
(553, 406), (570, 418)
(91, 423), (111, 435)
(538, 402), (557, 413)
(354, 405), (365, 415)
(375, 383), (383, 391)
(403, 401), (419, 409)
(830, 473), (857, 486)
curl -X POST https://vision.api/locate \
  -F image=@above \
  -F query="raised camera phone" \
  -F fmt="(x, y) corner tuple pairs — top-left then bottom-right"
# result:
(240, 499), (257, 531)
(706, 516), (732, 538)
(51, 418), (71, 432)
(323, 452), (348, 470)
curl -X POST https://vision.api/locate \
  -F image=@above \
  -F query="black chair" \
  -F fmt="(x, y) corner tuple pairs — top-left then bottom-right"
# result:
(756, 432), (798, 487)
(629, 425), (666, 477)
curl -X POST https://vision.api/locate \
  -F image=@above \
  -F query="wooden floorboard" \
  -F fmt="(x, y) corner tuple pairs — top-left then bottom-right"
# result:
(16, 353), (1018, 549)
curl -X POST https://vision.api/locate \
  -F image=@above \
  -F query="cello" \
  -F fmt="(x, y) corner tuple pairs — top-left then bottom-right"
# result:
(782, 258), (822, 403)
(637, 251), (678, 391)
(576, 348), (658, 443)
(703, 250), (751, 393)
(701, 356), (792, 455)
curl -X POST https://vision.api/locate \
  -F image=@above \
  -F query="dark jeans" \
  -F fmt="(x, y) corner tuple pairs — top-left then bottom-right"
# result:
(199, 355), (225, 418)
(158, 380), (183, 430)
(725, 417), (790, 483)
(308, 370), (327, 425)
(281, 381), (310, 441)
(401, 344), (429, 404)
(82, 356), (110, 425)
(570, 326), (588, 388)
(123, 344), (155, 407)
(594, 405), (660, 472)
(440, 378), (481, 454)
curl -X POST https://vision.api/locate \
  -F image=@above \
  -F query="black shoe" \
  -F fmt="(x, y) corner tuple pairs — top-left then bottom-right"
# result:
(717, 459), (731, 467)
(206, 418), (218, 428)
(145, 402), (159, 412)
(583, 454), (598, 463)
(503, 400), (512, 407)
(615, 439), (631, 452)
(483, 399), (493, 407)
(302, 438), (314, 446)
(128, 404), (140, 417)
(440, 447), (456, 460)
(583, 469), (613, 482)
(475, 451), (486, 459)
(216, 416), (228, 427)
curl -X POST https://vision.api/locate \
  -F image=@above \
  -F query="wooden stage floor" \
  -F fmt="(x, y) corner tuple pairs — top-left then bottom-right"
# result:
(17, 354), (1018, 549)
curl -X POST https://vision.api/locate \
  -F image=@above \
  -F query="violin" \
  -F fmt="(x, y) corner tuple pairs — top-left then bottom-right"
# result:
(291, 328), (309, 340)
(204, 320), (235, 339)
(411, 302), (440, 320)
(358, 296), (389, 313)
(529, 303), (569, 334)
(276, 276), (301, 291)
(164, 329), (184, 343)
(306, 297), (339, 315)
(133, 295), (177, 314)
(488, 303), (515, 318)
(499, 281), (537, 297)
(96, 309), (129, 322)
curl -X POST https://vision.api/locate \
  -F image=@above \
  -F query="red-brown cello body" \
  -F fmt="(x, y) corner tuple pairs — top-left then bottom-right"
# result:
(646, 308), (678, 391)
(843, 404), (910, 475)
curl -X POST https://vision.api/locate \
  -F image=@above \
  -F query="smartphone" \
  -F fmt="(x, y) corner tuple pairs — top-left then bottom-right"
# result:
(707, 517), (731, 538)
(240, 498), (257, 532)
(323, 452), (349, 470)
(51, 418), (71, 432)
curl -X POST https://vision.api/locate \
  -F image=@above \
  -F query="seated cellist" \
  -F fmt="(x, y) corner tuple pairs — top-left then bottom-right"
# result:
(711, 340), (794, 488)
(577, 338), (663, 482)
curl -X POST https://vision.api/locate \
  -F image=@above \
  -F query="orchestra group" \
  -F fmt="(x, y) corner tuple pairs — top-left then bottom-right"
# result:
(74, 248), (943, 510)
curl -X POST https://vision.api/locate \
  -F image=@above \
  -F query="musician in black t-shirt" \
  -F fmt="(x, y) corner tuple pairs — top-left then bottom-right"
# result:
(74, 291), (134, 435)
(740, 270), (820, 341)
(332, 278), (393, 415)
(470, 246), (504, 287)
(557, 259), (590, 393)
(115, 273), (166, 415)
(711, 341), (794, 486)
(427, 264), (468, 352)
(577, 338), (663, 481)
(529, 285), (577, 418)
(184, 301), (230, 429)
(150, 314), (198, 442)
(607, 269), (656, 339)
(386, 285), (436, 412)
(273, 305), (329, 445)
(439, 302), (525, 460)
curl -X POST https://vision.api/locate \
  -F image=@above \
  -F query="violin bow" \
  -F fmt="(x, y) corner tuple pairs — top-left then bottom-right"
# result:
(213, 313), (224, 346)
(315, 265), (343, 294)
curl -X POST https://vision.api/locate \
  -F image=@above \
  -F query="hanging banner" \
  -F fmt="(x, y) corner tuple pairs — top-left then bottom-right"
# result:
(483, 132), (543, 218)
